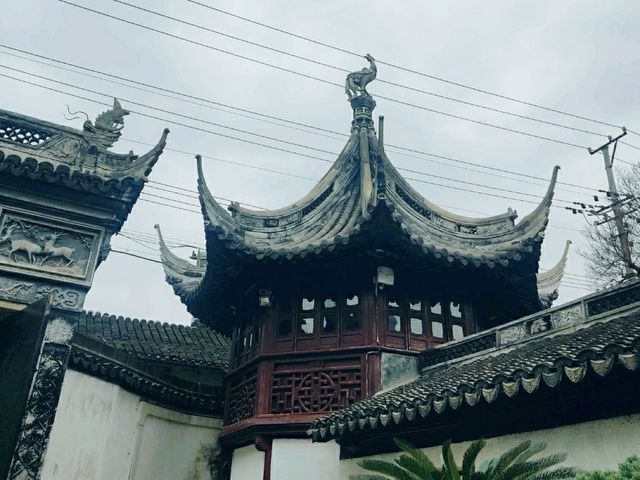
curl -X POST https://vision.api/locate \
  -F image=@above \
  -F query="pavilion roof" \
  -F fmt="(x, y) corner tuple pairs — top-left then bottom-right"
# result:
(156, 61), (566, 325)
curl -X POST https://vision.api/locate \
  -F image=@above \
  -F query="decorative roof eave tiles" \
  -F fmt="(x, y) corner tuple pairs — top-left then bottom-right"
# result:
(70, 310), (230, 371)
(0, 107), (169, 198)
(309, 282), (640, 442)
(537, 240), (572, 308)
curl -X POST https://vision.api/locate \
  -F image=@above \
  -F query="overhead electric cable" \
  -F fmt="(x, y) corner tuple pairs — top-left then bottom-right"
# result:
(110, 0), (612, 140)
(0, 67), (585, 207)
(0, 44), (608, 194)
(183, 0), (627, 133)
(57, 1), (597, 150)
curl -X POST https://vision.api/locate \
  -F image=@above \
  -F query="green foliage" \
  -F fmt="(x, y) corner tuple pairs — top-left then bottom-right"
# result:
(352, 439), (579, 480)
(572, 456), (640, 480)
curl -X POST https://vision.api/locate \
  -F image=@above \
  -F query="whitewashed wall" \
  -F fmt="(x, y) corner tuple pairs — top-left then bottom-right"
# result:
(229, 445), (264, 480)
(41, 369), (222, 480)
(341, 414), (640, 478)
(271, 438), (340, 480)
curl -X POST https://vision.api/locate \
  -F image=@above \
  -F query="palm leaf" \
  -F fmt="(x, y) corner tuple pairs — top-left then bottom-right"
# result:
(462, 440), (486, 479)
(395, 454), (435, 480)
(491, 441), (533, 477)
(351, 475), (394, 480)
(394, 438), (439, 475)
(442, 440), (461, 480)
(357, 459), (419, 480)
(531, 466), (582, 480)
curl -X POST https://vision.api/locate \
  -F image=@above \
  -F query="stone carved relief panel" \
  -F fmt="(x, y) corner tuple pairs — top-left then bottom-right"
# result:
(0, 210), (102, 286)
(0, 275), (85, 310)
(9, 343), (70, 480)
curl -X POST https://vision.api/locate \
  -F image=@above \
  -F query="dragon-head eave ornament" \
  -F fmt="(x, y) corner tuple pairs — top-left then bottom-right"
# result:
(66, 98), (130, 150)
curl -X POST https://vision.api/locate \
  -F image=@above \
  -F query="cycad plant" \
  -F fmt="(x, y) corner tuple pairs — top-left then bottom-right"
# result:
(351, 438), (580, 480)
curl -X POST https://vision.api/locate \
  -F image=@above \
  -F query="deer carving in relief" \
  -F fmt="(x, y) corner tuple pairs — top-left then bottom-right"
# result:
(0, 224), (44, 264)
(43, 233), (75, 267)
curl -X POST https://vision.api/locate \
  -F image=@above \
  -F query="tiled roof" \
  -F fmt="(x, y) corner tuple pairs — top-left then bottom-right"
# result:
(310, 307), (640, 442)
(73, 311), (230, 371)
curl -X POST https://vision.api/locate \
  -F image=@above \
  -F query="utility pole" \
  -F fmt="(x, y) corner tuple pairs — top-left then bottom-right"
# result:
(588, 127), (634, 277)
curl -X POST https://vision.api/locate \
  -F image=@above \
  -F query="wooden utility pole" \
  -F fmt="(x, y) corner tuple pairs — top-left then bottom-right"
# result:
(588, 127), (634, 276)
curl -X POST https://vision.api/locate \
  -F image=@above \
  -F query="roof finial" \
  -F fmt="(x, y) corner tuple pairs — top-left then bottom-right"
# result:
(346, 54), (377, 131)
(345, 54), (377, 101)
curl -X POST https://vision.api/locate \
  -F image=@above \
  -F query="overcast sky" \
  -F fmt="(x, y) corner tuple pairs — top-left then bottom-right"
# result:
(2, 0), (638, 325)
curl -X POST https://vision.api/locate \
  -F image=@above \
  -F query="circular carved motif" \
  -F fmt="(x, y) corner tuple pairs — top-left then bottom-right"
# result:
(296, 372), (336, 412)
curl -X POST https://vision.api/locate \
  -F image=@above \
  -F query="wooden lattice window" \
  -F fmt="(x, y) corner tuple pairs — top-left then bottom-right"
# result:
(384, 293), (475, 350)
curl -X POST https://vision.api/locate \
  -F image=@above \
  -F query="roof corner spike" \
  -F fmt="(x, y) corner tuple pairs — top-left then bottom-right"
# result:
(541, 165), (561, 207)
(537, 239), (573, 308)
(378, 115), (385, 149)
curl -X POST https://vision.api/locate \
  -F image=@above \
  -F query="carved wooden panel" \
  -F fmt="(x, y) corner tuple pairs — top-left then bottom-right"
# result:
(0, 209), (102, 286)
(270, 359), (362, 415)
(226, 369), (257, 424)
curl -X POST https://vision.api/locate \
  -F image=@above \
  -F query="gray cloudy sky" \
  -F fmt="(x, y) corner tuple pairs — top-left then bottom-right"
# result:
(2, 0), (639, 325)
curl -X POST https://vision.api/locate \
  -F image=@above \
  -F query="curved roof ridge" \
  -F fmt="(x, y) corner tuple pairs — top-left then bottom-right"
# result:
(538, 240), (573, 308)
(514, 165), (560, 231)
(155, 224), (204, 301)
(228, 133), (359, 218)
(383, 151), (519, 226)
(111, 128), (170, 178)
(196, 154), (237, 233)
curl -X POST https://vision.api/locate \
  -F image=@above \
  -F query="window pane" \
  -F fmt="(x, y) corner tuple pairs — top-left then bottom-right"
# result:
(277, 318), (291, 337)
(300, 317), (314, 335)
(431, 321), (443, 338)
(388, 314), (402, 332)
(346, 295), (359, 306)
(450, 302), (463, 319)
(388, 299), (400, 308)
(322, 315), (336, 333)
(344, 312), (361, 331)
(410, 300), (422, 311)
(410, 317), (423, 335)
(452, 324), (465, 340)
(430, 301), (442, 315)
(324, 298), (337, 309)
(302, 298), (315, 311)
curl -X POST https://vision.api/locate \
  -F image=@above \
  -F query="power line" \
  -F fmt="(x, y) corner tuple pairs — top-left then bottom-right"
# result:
(110, 0), (613, 140)
(0, 44), (607, 195)
(58, 1), (599, 150)
(183, 0), (628, 134)
(0, 68), (586, 208)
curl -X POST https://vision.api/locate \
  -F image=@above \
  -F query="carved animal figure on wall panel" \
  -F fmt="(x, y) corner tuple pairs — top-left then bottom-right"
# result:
(43, 234), (75, 267)
(0, 225), (44, 264)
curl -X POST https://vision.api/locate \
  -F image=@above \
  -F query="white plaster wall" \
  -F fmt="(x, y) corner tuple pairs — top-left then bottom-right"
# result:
(130, 404), (222, 480)
(271, 438), (340, 480)
(41, 369), (141, 480)
(41, 369), (222, 480)
(341, 414), (640, 479)
(230, 445), (264, 480)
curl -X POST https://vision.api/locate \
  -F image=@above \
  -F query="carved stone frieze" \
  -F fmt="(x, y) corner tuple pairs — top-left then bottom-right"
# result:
(498, 324), (527, 345)
(0, 210), (102, 286)
(0, 274), (85, 310)
(550, 304), (584, 329)
(8, 343), (70, 480)
(41, 136), (82, 163)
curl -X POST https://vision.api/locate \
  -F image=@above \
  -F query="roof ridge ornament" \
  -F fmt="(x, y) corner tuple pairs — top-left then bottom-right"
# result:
(82, 98), (129, 149)
(346, 54), (377, 131)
